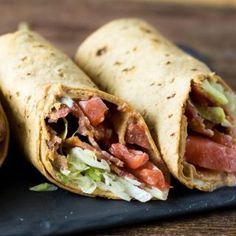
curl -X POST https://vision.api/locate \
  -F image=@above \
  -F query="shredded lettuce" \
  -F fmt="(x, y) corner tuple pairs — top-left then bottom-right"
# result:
(196, 105), (231, 126)
(201, 80), (228, 106)
(58, 147), (166, 201)
(30, 183), (58, 192)
(67, 153), (89, 172)
(145, 187), (168, 201)
(85, 168), (103, 182)
(120, 179), (152, 202)
(103, 173), (131, 201)
(60, 97), (74, 108)
(59, 118), (68, 140)
(76, 176), (97, 194)
(69, 147), (110, 171)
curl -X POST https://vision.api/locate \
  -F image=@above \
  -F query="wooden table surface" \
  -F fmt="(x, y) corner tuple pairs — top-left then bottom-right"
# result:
(1, 0), (236, 235)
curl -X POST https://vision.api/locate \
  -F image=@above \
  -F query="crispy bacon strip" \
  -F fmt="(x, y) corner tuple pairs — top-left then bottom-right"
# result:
(46, 127), (62, 151)
(125, 119), (150, 149)
(48, 105), (70, 123)
(185, 100), (214, 137)
(65, 137), (124, 167)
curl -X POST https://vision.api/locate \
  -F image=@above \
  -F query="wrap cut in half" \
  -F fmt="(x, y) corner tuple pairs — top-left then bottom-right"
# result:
(76, 18), (236, 191)
(0, 28), (170, 201)
(0, 103), (9, 167)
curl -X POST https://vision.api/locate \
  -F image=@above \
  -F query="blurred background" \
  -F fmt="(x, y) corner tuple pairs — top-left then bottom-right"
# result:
(0, 0), (235, 87)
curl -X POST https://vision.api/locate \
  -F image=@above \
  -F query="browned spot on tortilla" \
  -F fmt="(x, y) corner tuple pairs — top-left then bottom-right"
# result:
(157, 83), (162, 86)
(96, 46), (107, 56)
(132, 47), (138, 52)
(114, 61), (122, 66)
(141, 109), (147, 117)
(166, 61), (171, 65)
(16, 92), (20, 97)
(150, 82), (155, 86)
(170, 132), (175, 137)
(21, 56), (28, 62)
(9, 95), (12, 100)
(170, 78), (175, 83)
(58, 72), (64, 77)
(191, 68), (198, 71)
(96, 72), (102, 77)
(140, 27), (152, 34)
(27, 95), (32, 101)
(122, 66), (135, 73)
(166, 93), (176, 99)
(26, 72), (31, 76)
(152, 38), (160, 43)
(165, 54), (170, 57)
(168, 114), (173, 118)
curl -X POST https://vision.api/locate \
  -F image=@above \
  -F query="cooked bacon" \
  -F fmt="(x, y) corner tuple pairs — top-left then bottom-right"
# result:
(46, 127), (62, 151)
(79, 97), (108, 126)
(48, 105), (70, 123)
(101, 150), (124, 167)
(71, 102), (85, 118)
(65, 136), (124, 167)
(125, 120), (150, 149)
(185, 100), (214, 137)
(110, 164), (140, 181)
(191, 81), (214, 106)
(52, 154), (68, 171)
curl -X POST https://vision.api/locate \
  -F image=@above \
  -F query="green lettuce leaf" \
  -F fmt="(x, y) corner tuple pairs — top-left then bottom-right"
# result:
(196, 105), (230, 126)
(29, 183), (58, 192)
(201, 79), (228, 106)
(85, 168), (103, 182)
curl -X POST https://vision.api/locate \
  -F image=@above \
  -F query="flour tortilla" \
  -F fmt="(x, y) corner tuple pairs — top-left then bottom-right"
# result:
(76, 18), (236, 191)
(0, 28), (168, 199)
(0, 104), (9, 167)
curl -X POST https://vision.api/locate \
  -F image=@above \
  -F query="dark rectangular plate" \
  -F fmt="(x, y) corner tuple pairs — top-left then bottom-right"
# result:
(1, 47), (236, 236)
(1, 149), (236, 236)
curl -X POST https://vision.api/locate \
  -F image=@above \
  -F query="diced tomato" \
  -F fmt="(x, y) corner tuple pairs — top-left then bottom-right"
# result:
(79, 97), (108, 126)
(132, 161), (168, 190)
(185, 135), (236, 172)
(109, 143), (149, 169)
(125, 121), (150, 149)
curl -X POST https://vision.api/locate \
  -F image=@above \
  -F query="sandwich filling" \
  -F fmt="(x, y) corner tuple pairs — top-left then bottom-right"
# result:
(185, 78), (236, 173)
(45, 96), (169, 201)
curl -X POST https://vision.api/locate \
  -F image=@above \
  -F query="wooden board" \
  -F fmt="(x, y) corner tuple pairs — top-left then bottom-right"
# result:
(0, 0), (236, 235)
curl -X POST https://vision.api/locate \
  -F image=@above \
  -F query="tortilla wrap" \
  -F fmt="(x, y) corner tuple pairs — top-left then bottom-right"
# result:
(0, 28), (169, 201)
(0, 103), (9, 167)
(76, 18), (236, 191)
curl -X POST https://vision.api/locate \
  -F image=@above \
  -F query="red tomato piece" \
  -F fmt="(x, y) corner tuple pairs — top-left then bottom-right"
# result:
(79, 97), (108, 126)
(132, 161), (168, 190)
(109, 143), (149, 169)
(185, 135), (236, 172)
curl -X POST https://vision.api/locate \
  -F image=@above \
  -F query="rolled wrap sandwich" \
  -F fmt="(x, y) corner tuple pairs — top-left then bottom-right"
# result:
(0, 28), (169, 201)
(76, 18), (236, 191)
(0, 104), (9, 167)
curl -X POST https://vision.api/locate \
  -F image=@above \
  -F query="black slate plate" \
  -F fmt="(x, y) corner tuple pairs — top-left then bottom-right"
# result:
(0, 46), (236, 236)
